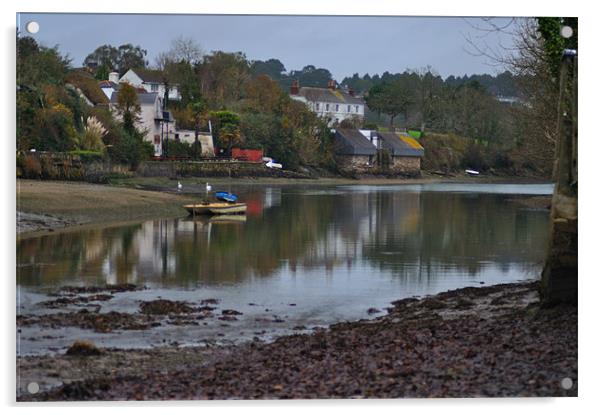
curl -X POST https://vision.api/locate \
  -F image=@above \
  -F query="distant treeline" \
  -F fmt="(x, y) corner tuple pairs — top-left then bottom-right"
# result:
(249, 58), (521, 98)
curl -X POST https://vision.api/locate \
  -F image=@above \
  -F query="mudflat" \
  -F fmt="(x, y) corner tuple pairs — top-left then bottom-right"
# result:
(16, 180), (198, 236)
(17, 281), (577, 400)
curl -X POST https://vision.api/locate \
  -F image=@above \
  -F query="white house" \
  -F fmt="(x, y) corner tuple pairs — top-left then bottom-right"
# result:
(119, 68), (181, 101)
(109, 88), (215, 157)
(110, 90), (175, 156)
(289, 80), (365, 126)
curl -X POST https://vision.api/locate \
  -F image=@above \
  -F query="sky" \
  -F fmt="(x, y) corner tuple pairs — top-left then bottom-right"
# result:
(17, 13), (519, 81)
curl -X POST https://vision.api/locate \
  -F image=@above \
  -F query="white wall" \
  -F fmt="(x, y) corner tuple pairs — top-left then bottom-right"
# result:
(120, 70), (181, 101)
(291, 94), (364, 125)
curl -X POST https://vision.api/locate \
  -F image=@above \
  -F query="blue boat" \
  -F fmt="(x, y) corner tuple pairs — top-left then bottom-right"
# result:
(214, 191), (238, 203)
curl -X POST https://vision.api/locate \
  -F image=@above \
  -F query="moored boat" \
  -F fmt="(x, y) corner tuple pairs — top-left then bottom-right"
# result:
(184, 202), (247, 216)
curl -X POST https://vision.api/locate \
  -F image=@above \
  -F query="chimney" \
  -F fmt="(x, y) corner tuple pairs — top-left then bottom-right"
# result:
(108, 71), (119, 84)
(348, 87), (355, 97)
(327, 79), (336, 90)
(290, 80), (299, 95)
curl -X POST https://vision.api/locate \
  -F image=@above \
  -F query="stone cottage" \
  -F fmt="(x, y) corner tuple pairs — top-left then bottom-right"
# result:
(333, 128), (377, 173)
(376, 132), (424, 175)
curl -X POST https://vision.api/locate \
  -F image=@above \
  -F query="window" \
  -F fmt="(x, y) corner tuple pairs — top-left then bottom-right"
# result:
(355, 105), (359, 113)
(347, 105), (351, 113)
(335, 104), (339, 112)
(315, 103), (320, 111)
(326, 103), (330, 111)
(151, 83), (159, 92)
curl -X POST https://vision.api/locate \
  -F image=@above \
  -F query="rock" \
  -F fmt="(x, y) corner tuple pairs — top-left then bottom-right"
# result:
(222, 309), (243, 316)
(367, 308), (381, 315)
(139, 300), (195, 315)
(65, 340), (102, 356)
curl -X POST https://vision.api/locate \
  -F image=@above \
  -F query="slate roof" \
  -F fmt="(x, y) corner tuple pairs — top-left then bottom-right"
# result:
(296, 87), (364, 105)
(334, 128), (376, 156)
(130, 68), (175, 84)
(98, 80), (118, 88)
(377, 132), (425, 157)
(110, 91), (159, 105)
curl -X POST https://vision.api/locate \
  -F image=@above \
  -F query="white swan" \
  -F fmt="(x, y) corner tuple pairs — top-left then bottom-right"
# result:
(206, 182), (212, 192)
(177, 181), (183, 191)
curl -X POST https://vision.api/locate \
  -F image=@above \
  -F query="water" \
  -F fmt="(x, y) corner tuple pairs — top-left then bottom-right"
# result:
(17, 183), (553, 355)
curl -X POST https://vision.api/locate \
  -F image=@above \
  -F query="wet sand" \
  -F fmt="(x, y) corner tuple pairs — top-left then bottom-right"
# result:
(17, 281), (577, 400)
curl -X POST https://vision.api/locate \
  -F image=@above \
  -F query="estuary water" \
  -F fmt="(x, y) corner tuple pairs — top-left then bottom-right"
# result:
(17, 183), (553, 355)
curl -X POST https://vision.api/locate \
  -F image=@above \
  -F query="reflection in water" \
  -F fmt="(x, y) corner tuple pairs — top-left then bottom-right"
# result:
(17, 185), (550, 291)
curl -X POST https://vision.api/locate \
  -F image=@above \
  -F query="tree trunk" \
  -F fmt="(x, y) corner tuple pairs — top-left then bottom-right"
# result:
(540, 52), (578, 305)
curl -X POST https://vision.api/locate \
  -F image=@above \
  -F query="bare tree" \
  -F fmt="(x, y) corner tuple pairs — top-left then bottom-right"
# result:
(464, 18), (557, 176)
(156, 36), (204, 68)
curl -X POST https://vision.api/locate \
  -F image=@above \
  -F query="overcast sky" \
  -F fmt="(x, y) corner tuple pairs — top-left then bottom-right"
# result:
(17, 13), (519, 80)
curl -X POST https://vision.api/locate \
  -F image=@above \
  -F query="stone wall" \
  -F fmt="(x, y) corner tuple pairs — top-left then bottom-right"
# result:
(335, 155), (374, 174)
(17, 152), (131, 182)
(336, 154), (422, 177)
(138, 161), (312, 179)
(390, 156), (421, 175)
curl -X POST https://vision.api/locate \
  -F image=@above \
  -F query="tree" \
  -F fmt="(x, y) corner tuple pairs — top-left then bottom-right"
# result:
(244, 75), (286, 113)
(84, 44), (120, 71)
(197, 51), (250, 108)
(168, 36), (203, 64)
(115, 83), (141, 134)
(191, 98), (208, 148)
(94, 64), (110, 81)
(117, 44), (148, 74)
(250, 58), (287, 80)
(211, 110), (242, 155)
(366, 78), (414, 129)
(84, 43), (147, 76)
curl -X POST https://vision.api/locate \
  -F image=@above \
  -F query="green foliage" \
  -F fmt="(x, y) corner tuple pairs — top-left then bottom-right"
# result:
(366, 79), (414, 127)
(107, 129), (153, 168)
(94, 64), (110, 81)
(164, 140), (192, 158)
(536, 17), (578, 80)
(197, 51), (250, 108)
(250, 59), (286, 80)
(34, 104), (79, 151)
(84, 43), (147, 75)
(68, 150), (105, 163)
(17, 36), (70, 88)
(115, 83), (141, 134)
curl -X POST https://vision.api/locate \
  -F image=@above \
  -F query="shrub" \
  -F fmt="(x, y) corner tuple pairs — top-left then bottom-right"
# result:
(22, 155), (41, 178)
(68, 150), (105, 163)
(76, 116), (107, 152)
(164, 140), (192, 158)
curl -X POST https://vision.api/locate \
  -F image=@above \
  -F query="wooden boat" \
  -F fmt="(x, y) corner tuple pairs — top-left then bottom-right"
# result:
(184, 202), (247, 216)
(209, 203), (247, 215)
